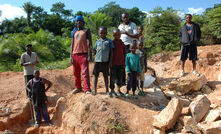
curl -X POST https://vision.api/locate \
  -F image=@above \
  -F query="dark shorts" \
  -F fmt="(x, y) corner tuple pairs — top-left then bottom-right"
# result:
(93, 62), (109, 76)
(180, 44), (197, 61)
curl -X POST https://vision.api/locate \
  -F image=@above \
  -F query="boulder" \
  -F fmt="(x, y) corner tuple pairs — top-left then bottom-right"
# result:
(189, 95), (211, 122)
(200, 120), (221, 134)
(165, 75), (207, 95)
(153, 98), (183, 130)
(152, 128), (165, 134)
(203, 109), (221, 123)
(201, 85), (213, 94)
(181, 107), (190, 115)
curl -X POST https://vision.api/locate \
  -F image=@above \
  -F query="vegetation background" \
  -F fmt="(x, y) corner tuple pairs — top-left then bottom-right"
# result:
(0, 2), (220, 72)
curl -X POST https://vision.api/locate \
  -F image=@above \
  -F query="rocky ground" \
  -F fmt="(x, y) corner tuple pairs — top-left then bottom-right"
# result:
(0, 45), (220, 134)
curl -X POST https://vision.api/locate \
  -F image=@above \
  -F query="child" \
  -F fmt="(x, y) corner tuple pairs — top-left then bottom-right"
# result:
(26, 70), (52, 128)
(109, 28), (126, 97)
(93, 26), (114, 96)
(70, 15), (92, 94)
(138, 25), (145, 45)
(125, 41), (141, 99)
(136, 41), (147, 96)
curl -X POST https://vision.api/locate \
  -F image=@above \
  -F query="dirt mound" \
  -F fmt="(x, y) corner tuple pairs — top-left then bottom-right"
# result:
(0, 45), (221, 134)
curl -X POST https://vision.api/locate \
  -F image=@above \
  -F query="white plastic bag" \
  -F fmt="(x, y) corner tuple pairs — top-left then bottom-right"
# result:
(143, 75), (156, 88)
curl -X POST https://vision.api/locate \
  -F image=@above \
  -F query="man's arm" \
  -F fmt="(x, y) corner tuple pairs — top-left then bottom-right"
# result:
(26, 80), (32, 93)
(70, 38), (74, 64)
(43, 79), (52, 92)
(86, 28), (93, 61)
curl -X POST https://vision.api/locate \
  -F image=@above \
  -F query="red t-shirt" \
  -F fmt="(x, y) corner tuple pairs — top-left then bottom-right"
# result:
(112, 39), (126, 66)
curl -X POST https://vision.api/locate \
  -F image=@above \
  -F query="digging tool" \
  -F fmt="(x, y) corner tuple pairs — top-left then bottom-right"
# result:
(28, 98), (35, 125)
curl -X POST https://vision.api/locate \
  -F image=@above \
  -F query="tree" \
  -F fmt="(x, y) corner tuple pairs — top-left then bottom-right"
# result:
(22, 2), (35, 26)
(145, 7), (181, 54)
(84, 11), (112, 34)
(51, 2), (72, 20)
(205, 5), (221, 39)
(98, 2), (126, 27)
(127, 7), (146, 26)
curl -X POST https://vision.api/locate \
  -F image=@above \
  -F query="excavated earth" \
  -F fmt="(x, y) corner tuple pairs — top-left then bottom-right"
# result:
(0, 45), (220, 134)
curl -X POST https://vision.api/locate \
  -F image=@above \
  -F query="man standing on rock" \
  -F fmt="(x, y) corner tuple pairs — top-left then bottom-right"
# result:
(179, 14), (201, 77)
(20, 44), (39, 99)
(70, 16), (92, 94)
(118, 13), (138, 85)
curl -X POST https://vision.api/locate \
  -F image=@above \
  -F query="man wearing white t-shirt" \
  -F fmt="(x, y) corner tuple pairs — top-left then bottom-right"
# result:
(118, 13), (138, 53)
(118, 13), (138, 85)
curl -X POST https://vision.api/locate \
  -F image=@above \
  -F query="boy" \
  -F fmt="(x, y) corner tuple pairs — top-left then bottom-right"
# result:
(70, 16), (92, 94)
(110, 28), (126, 97)
(93, 26), (114, 96)
(136, 41), (147, 96)
(137, 26), (145, 45)
(26, 70), (52, 128)
(125, 41), (141, 99)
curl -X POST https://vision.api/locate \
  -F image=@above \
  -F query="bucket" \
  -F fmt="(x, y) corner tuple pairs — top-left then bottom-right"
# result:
(143, 75), (156, 88)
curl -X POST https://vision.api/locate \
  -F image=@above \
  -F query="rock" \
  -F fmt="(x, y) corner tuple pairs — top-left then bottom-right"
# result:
(203, 109), (221, 123)
(189, 95), (211, 122)
(180, 116), (202, 134)
(153, 98), (183, 130)
(166, 75), (207, 95)
(201, 85), (213, 94)
(200, 120), (221, 134)
(0, 108), (10, 117)
(181, 107), (190, 115)
(0, 130), (14, 134)
(152, 128), (165, 134)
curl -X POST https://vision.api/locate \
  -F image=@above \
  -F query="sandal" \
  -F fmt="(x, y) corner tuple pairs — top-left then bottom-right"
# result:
(192, 70), (200, 77)
(118, 90), (125, 97)
(179, 70), (185, 77)
(72, 88), (82, 94)
(125, 93), (130, 98)
(132, 95), (138, 99)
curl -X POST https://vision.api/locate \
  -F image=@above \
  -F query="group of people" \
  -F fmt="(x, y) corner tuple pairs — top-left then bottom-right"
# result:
(20, 13), (201, 128)
(70, 13), (148, 99)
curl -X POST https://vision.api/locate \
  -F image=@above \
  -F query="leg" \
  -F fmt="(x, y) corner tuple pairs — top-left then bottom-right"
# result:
(180, 45), (188, 76)
(42, 104), (50, 124)
(126, 74), (132, 94)
(103, 74), (109, 93)
(80, 54), (91, 92)
(110, 67), (116, 93)
(192, 60), (196, 71)
(132, 72), (137, 95)
(33, 106), (42, 124)
(94, 75), (98, 95)
(72, 54), (82, 90)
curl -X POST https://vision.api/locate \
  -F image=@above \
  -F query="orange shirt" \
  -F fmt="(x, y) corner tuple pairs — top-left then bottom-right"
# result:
(72, 30), (88, 54)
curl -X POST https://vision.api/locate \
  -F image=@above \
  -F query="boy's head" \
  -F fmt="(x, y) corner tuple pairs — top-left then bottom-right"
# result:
(121, 13), (129, 24)
(138, 41), (144, 50)
(74, 16), (85, 29)
(130, 40), (137, 54)
(98, 26), (107, 39)
(113, 28), (121, 40)
(185, 14), (192, 23)
(34, 70), (40, 79)
(138, 26), (144, 35)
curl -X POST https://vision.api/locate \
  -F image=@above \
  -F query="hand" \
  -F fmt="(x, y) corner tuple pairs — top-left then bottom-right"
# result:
(70, 57), (74, 64)
(121, 30), (126, 34)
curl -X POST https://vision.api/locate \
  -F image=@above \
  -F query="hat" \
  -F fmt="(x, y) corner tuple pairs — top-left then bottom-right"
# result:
(26, 44), (32, 47)
(74, 16), (85, 24)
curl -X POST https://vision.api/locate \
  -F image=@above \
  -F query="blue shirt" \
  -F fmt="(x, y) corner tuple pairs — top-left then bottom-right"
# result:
(94, 38), (114, 62)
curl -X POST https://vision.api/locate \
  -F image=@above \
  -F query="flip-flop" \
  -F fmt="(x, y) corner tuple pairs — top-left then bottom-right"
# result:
(125, 93), (130, 98)
(118, 91), (125, 97)
(72, 88), (82, 94)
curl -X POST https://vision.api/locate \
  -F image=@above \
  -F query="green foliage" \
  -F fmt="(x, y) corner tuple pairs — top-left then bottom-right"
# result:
(145, 7), (181, 55)
(126, 7), (146, 26)
(84, 11), (112, 35)
(205, 5), (221, 39)
(22, 2), (35, 26)
(106, 119), (128, 134)
(0, 29), (71, 72)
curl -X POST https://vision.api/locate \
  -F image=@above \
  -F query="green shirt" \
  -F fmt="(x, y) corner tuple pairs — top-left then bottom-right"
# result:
(125, 53), (141, 74)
